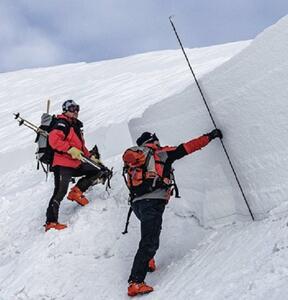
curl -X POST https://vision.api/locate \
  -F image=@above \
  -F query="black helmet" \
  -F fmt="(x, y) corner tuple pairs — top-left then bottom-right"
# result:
(62, 99), (79, 113)
(136, 132), (159, 146)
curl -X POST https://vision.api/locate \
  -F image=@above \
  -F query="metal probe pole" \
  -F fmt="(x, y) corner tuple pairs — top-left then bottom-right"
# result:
(169, 16), (254, 221)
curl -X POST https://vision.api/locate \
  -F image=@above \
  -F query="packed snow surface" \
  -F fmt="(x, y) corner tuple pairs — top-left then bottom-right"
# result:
(1, 15), (288, 300)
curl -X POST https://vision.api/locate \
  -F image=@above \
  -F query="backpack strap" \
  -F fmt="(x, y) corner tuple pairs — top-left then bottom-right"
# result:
(122, 166), (129, 188)
(142, 147), (154, 181)
(153, 148), (181, 198)
(170, 170), (181, 198)
(51, 118), (71, 156)
(40, 161), (50, 181)
(45, 118), (71, 175)
(52, 118), (70, 139)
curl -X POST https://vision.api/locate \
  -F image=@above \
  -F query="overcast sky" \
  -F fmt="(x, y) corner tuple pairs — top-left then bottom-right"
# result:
(0, 0), (287, 73)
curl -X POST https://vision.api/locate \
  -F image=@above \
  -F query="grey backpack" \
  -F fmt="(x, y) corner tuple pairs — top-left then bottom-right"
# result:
(35, 113), (69, 172)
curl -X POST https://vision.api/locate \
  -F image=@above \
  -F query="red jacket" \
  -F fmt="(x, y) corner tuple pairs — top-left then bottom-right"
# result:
(130, 134), (210, 202)
(49, 114), (90, 168)
(145, 135), (210, 178)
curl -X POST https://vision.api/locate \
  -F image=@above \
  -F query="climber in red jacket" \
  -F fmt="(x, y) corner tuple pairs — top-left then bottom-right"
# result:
(45, 99), (102, 231)
(123, 129), (222, 296)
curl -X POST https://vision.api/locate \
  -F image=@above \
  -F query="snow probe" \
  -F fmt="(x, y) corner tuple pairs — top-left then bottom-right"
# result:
(169, 16), (255, 221)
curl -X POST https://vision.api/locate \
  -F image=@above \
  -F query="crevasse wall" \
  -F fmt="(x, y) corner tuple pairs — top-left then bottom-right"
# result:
(129, 15), (288, 224)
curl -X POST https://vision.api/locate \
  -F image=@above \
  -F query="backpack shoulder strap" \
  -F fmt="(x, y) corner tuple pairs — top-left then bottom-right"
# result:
(143, 146), (154, 166)
(52, 118), (70, 139)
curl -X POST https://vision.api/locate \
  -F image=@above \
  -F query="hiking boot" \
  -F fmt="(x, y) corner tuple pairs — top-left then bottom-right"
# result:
(67, 186), (89, 206)
(128, 282), (153, 297)
(44, 222), (67, 232)
(148, 258), (156, 272)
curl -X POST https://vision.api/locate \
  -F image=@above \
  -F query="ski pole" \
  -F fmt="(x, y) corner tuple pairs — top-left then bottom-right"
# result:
(14, 113), (38, 129)
(14, 113), (48, 137)
(122, 207), (133, 234)
(169, 16), (254, 221)
(81, 156), (102, 170)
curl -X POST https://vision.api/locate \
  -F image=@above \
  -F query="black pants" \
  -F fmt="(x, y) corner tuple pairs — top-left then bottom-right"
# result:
(128, 199), (166, 283)
(46, 163), (101, 223)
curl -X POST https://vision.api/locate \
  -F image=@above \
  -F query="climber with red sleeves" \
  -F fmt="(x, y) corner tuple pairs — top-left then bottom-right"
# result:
(122, 129), (222, 297)
(45, 99), (105, 232)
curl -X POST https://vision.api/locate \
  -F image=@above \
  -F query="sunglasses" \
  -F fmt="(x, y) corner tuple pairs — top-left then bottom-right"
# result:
(67, 105), (80, 113)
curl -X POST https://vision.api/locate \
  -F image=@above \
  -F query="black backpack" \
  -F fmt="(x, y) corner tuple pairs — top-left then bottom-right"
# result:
(35, 113), (70, 173)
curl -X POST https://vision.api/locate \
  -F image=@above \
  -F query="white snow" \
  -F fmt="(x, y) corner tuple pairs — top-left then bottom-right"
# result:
(1, 14), (288, 300)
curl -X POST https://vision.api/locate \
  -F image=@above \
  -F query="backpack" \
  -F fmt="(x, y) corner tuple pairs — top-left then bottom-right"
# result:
(122, 145), (179, 201)
(121, 144), (180, 235)
(35, 113), (70, 173)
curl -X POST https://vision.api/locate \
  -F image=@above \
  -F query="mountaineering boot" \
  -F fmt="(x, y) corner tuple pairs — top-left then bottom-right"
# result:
(67, 186), (89, 206)
(128, 282), (153, 297)
(44, 222), (67, 232)
(148, 258), (156, 272)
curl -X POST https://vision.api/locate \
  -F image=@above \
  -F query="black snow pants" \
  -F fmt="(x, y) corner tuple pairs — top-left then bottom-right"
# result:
(128, 198), (166, 283)
(46, 163), (101, 223)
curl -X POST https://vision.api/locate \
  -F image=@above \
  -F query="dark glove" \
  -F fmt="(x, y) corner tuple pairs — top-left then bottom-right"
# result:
(206, 129), (223, 141)
(90, 144), (100, 160)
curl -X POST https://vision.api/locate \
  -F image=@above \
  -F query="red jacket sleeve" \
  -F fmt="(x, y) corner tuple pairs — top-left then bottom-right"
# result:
(165, 135), (210, 164)
(49, 129), (71, 153)
(162, 135), (210, 178)
(183, 135), (210, 154)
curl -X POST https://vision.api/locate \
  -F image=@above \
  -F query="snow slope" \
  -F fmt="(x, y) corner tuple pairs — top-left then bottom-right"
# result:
(1, 14), (288, 300)
(156, 203), (288, 300)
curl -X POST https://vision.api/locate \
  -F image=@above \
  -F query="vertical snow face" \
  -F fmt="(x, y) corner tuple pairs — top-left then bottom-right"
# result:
(203, 15), (288, 218)
(129, 15), (288, 224)
(129, 85), (250, 226)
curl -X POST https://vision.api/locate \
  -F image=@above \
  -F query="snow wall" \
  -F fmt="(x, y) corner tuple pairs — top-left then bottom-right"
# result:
(129, 15), (288, 224)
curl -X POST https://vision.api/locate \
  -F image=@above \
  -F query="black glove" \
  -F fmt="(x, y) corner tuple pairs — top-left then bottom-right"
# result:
(90, 144), (100, 160)
(206, 129), (223, 141)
